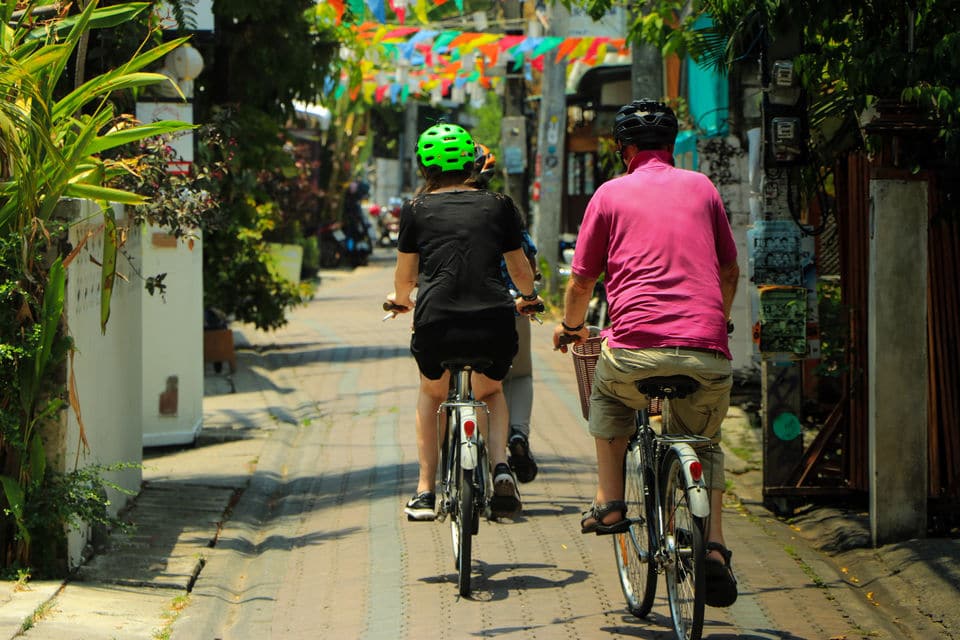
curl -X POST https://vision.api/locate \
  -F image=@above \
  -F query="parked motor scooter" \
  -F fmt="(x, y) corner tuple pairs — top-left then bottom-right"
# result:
(318, 221), (347, 269)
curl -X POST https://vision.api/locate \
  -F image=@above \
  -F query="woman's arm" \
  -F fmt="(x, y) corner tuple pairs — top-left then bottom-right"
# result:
(504, 248), (535, 297)
(392, 251), (419, 309)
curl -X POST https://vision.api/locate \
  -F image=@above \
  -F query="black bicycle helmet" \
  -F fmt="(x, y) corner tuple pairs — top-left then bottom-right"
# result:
(613, 99), (679, 147)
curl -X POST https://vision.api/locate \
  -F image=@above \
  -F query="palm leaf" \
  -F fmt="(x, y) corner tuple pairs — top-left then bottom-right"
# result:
(85, 120), (195, 156)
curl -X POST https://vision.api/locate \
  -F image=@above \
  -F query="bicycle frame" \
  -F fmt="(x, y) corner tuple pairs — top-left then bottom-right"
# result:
(437, 400), (488, 515)
(434, 364), (490, 597)
(634, 409), (711, 569)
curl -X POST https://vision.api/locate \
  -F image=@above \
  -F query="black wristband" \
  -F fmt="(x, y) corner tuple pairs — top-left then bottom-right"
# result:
(520, 291), (538, 301)
(562, 321), (584, 332)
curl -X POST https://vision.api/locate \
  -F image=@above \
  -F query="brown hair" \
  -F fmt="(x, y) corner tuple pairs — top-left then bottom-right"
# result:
(416, 163), (475, 194)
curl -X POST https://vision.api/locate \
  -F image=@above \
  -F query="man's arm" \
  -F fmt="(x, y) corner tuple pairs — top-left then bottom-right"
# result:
(719, 260), (739, 320)
(563, 272), (596, 328)
(552, 271), (597, 351)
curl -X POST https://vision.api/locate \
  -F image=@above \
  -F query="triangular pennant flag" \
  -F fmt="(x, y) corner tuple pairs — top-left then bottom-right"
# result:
(329, 0), (345, 24)
(532, 36), (564, 58)
(554, 38), (580, 62)
(365, 0), (386, 23)
(414, 0), (429, 23)
(432, 31), (462, 53)
(389, 0), (406, 24)
(347, 0), (365, 19)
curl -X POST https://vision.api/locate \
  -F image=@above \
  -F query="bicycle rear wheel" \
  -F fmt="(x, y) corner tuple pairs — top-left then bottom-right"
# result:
(661, 450), (706, 640)
(452, 465), (475, 597)
(614, 444), (657, 618)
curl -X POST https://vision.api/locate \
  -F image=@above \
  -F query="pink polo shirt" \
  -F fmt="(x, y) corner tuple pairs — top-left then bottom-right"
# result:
(571, 150), (737, 358)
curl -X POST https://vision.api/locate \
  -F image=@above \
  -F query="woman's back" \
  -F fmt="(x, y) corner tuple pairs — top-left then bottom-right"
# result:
(399, 189), (524, 324)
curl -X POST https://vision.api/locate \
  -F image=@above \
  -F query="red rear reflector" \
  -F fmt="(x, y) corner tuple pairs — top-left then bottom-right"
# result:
(689, 461), (703, 482)
(463, 419), (476, 438)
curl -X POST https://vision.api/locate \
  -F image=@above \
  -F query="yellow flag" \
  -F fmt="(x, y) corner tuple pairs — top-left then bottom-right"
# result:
(414, 0), (429, 23)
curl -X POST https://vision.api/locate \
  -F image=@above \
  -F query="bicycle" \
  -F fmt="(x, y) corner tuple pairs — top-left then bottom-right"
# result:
(383, 301), (543, 597)
(435, 356), (492, 597)
(567, 332), (712, 640)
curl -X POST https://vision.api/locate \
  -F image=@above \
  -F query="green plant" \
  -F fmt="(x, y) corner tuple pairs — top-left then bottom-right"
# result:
(20, 463), (138, 576)
(196, 106), (311, 330)
(0, 1), (192, 572)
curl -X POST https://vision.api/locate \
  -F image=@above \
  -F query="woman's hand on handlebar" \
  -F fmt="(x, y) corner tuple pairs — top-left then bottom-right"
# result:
(515, 295), (544, 317)
(553, 324), (589, 353)
(382, 293), (413, 320)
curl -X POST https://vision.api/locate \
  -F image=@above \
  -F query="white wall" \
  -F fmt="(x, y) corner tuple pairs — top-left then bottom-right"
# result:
(61, 200), (143, 567)
(140, 225), (204, 447)
(55, 201), (204, 567)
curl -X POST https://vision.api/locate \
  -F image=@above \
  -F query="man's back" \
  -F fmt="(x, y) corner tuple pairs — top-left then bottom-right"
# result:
(571, 150), (737, 356)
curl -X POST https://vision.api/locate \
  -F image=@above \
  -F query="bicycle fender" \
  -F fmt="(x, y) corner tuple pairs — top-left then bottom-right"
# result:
(670, 443), (711, 519)
(459, 406), (479, 470)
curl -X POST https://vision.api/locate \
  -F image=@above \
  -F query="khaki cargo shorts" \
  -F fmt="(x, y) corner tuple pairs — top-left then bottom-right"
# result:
(588, 342), (733, 491)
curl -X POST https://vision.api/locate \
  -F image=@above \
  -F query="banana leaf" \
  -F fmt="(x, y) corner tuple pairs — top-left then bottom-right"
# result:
(64, 183), (148, 205)
(85, 120), (195, 156)
(24, 3), (149, 42)
(18, 256), (65, 415)
(100, 206), (117, 334)
(0, 475), (28, 546)
(29, 433), (45, 489)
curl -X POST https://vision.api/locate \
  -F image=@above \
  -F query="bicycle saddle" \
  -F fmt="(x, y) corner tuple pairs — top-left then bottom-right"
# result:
(635, 375), (700, 399)
(441, 358), (494, 372)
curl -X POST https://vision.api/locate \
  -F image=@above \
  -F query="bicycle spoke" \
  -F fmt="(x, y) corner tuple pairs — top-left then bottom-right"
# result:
(662, 451), (705, 640)
(614, 446), (657, 618)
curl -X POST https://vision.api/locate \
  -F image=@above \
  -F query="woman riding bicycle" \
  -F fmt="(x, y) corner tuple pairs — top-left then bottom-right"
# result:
(388, 122), (542, 522)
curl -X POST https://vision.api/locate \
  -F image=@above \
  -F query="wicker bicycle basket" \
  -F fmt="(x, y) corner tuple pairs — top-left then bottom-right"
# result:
(570, 336), (662, 420)
(571, 336), (603, 420)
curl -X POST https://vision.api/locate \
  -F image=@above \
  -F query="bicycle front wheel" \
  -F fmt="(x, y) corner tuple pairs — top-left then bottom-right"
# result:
(452, 465), (475, 597)
(614, 444), (657, 618)
(662, 450), (706, 640)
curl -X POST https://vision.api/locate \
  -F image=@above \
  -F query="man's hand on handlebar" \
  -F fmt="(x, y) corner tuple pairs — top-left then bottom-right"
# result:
(553, 323), (589, 353)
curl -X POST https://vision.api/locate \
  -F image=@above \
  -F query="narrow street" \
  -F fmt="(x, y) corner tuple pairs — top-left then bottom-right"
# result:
(164, 250), (949, 640)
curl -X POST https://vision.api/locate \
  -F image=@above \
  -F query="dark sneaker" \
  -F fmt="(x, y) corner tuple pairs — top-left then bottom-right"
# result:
(404, 491), (436, 521)
(508, 433), (538, 483)
(490, 463), (521, 517)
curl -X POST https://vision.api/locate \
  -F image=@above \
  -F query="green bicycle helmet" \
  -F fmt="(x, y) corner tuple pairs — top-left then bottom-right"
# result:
(416, 123), (475, 172)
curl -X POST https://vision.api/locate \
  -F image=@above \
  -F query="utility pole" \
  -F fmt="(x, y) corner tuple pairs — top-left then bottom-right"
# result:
(532, 3), (569, 292)
(500, 1), (528, 218)
(753, 29), (810, 515)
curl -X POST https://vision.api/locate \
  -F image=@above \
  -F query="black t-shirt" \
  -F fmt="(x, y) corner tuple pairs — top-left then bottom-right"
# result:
(398, 189), (524, 326)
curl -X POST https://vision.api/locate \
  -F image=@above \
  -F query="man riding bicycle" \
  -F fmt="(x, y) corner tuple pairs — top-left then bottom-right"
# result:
(389, 123), (542, 522)
(552, 99), (740, 608)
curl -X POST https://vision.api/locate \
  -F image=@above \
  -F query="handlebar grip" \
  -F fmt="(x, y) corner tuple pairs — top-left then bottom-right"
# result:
(557, 333), (579, 346)
(383, 301), (409, 312)
(521, 302), (546, 314)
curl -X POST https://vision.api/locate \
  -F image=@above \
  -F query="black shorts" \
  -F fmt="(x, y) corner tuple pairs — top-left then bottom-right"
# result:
(411, 312), (518, 381)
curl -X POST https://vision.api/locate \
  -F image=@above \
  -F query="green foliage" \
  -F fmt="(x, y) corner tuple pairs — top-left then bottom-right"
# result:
(0, 0), (188, 572)
(205, 0), (338, 119)
(198, 107), (310, 330)
(16, 462), (138, 577)
(466, 92), (505, 192)
(815, 278), (848, 378)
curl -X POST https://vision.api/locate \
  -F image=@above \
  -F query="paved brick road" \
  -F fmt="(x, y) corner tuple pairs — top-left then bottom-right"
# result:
(190, 251), (947, 640)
